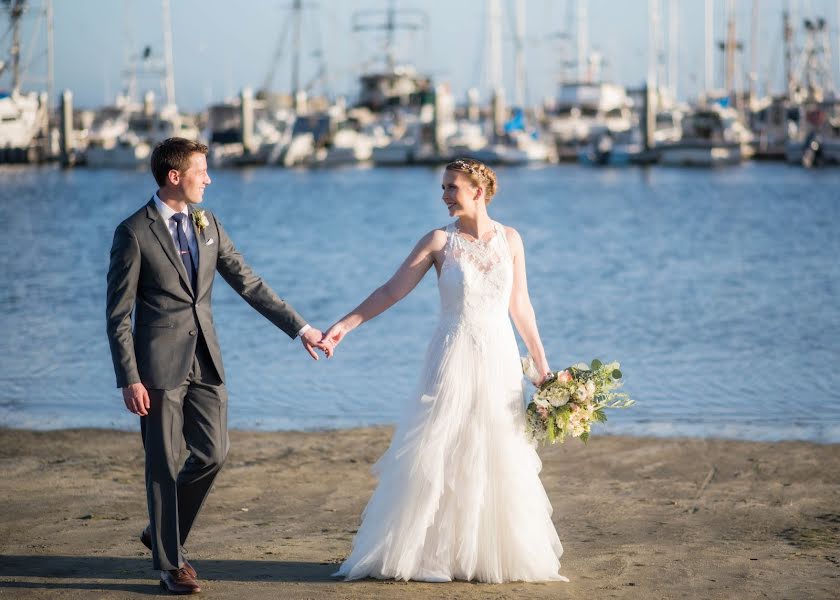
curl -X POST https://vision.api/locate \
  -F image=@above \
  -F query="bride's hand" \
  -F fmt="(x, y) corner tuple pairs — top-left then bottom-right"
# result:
(556, 370), (572, 383)
(321, 322), (349, 357)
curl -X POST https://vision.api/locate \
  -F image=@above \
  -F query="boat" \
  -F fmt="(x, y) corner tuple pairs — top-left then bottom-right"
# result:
(0, 89), (46, 162)
(784, 101), (840, 167)
(0, 0), (51, 163)
(84, 1), (199, 169)
(750, 96), (797, 160)
(658, 102), (753, 167)
(86, 93), (199, 169)
(544, 82), (634, 161)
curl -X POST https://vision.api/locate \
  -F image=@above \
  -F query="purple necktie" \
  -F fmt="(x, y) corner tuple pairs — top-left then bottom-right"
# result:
(170, 213), (196, 291)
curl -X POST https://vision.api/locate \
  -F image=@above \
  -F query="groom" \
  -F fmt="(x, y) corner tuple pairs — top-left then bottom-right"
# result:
(106, 137), (327, 594)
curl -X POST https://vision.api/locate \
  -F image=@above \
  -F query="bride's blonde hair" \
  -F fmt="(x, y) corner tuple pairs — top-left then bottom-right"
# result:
(445, 158), (498, 203)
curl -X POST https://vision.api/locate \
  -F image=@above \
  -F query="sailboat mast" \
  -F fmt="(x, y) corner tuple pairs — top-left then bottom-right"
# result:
(725, 0), (736, 99)
(47, 0), (54, 114)
(161, 0), (176, 107)
(9, 0), (23, 92)
(513, 0), (526, 107)
(487, 0), (502, 92)
(705, 0), (714, 91)
(648, 0), (659, 92)
(291, 0), (302, 96)
(385, 0), (396, 72)
(577, 0), (588, 82)
(668, 0), (678, 100)
(784, 10), (793, 97)
(749, 0), (759, 108)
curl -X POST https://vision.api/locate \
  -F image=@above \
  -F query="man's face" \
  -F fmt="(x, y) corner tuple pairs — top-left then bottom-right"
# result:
(176, 153), (211, 204)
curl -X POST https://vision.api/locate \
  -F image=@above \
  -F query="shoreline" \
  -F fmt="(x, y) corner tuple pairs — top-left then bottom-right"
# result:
(1, 427), (838, 598)
(3, 423), (840, 446)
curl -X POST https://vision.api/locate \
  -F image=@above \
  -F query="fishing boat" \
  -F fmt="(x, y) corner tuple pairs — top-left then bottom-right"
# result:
(84, 0), (198, 169)
(0, 0), (51, 163)
(658, 103), (753, 167)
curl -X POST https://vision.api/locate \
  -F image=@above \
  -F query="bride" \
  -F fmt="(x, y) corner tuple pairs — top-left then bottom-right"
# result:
(322, 158), (568, 584)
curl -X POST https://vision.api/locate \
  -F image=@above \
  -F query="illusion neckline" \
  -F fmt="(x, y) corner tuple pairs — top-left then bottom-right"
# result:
(452, 221), (500, 245)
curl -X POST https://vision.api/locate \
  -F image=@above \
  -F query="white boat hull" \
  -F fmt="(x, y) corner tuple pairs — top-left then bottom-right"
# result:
(659, 142), (743, 167)
(85, 142), (152, 169)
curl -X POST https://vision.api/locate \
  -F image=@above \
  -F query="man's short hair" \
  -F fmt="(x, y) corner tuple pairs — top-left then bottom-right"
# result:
(150, 138), (209, 187)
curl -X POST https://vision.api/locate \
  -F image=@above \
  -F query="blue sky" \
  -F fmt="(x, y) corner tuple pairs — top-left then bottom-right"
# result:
(24, 0), (840, 110)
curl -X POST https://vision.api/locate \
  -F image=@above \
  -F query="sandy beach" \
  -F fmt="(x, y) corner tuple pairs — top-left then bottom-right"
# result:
(0, 426), (838, 599)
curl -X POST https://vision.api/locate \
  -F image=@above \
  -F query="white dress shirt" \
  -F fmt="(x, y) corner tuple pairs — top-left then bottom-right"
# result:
(152, 193), (310, 339)
(153, 193), (198, 266)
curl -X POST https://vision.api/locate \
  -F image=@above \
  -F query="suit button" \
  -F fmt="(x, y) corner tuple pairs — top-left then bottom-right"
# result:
(189, 330), (197, 336)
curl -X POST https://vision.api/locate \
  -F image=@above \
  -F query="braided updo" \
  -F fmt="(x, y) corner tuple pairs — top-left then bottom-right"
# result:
(445, 158), (498, 203)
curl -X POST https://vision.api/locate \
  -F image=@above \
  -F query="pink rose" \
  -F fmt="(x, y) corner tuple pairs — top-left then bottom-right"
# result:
(556, 370), (572, 383)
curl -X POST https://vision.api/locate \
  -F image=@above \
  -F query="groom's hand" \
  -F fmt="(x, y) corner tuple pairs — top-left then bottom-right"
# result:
(122, 383), (151, 416)
(300, 327), (328, 360)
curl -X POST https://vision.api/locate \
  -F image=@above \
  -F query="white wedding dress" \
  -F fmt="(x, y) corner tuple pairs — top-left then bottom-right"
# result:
(334, 221), (567, 583)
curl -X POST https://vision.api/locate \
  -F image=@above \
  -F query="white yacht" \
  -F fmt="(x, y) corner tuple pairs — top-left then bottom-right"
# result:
(85, 93), (199, 168)
(658, 104), (754, 167)
(544, 82), (633, 160)
(0, 0), (51, 163)
(0, 89), (46, 162)
(84, 1), (198, 168)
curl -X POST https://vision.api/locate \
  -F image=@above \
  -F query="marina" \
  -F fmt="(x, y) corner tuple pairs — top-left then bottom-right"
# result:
(2, 0), (840, 169)
(2, 162), (840, 440)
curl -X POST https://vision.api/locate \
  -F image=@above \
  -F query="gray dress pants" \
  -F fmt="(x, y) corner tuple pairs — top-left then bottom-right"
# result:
(140, 335), (228, 571)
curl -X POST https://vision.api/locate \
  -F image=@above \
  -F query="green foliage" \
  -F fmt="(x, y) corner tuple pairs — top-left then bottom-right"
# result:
(523, 356), (635, 446)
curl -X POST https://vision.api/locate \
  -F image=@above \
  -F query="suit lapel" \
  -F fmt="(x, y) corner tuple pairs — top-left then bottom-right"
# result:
(146, 198), (195, 297)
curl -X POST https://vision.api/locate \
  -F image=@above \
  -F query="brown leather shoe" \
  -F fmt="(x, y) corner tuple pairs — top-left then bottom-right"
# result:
(160, 568), (201, 594)
(141, 526), (197, 579)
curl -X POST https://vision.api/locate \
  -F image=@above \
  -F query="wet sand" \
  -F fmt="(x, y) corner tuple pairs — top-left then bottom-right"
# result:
(0, 427), (838, 599)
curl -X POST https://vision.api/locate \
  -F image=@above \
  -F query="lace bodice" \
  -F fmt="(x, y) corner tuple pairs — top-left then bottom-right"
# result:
(438, 221), (513, 328)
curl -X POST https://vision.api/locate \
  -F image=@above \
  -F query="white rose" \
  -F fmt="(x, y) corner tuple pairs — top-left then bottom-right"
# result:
(549, 390), (570, 407)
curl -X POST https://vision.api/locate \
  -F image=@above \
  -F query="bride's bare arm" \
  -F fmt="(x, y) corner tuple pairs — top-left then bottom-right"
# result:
(322, 229), (447, 352)
(506, 227), (551, 379)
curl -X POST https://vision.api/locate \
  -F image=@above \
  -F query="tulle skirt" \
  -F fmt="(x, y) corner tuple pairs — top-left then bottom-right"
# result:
(334, 317), (568, 583)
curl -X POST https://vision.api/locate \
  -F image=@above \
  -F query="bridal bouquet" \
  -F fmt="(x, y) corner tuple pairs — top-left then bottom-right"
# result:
(521, 356), (635, 444)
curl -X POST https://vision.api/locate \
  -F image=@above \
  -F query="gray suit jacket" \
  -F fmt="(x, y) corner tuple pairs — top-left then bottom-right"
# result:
(106, 198), (306, 389)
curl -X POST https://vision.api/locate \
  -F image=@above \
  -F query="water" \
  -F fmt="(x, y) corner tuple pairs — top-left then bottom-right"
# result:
(1, 163), (839, 442)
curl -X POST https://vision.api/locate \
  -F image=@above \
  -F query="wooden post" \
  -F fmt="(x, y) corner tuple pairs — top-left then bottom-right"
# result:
(59, 89), (74, 167)
(240, 87), (255, 155)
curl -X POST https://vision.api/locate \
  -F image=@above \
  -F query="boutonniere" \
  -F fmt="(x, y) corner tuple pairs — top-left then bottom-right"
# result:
(192, 209), (209, 233)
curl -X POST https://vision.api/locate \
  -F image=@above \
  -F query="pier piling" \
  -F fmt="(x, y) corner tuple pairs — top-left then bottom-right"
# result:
(59, 89), (74, 167)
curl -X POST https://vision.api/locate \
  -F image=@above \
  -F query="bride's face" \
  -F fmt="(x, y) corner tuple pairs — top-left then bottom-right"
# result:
(441, 171), (481, 217)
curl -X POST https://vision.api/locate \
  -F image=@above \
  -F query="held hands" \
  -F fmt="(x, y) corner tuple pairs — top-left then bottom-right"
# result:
(299, 321), (351, 360)
(300, 327), (331, 360)
(318, 321), (349, 359)
(122, 382), (150, 416)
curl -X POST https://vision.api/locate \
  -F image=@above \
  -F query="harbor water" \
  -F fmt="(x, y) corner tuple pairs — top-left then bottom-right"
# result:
(1, 163), (839, 442)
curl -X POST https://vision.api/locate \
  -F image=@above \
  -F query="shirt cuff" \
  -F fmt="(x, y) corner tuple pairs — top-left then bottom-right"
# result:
(297, 324), (311, 338)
